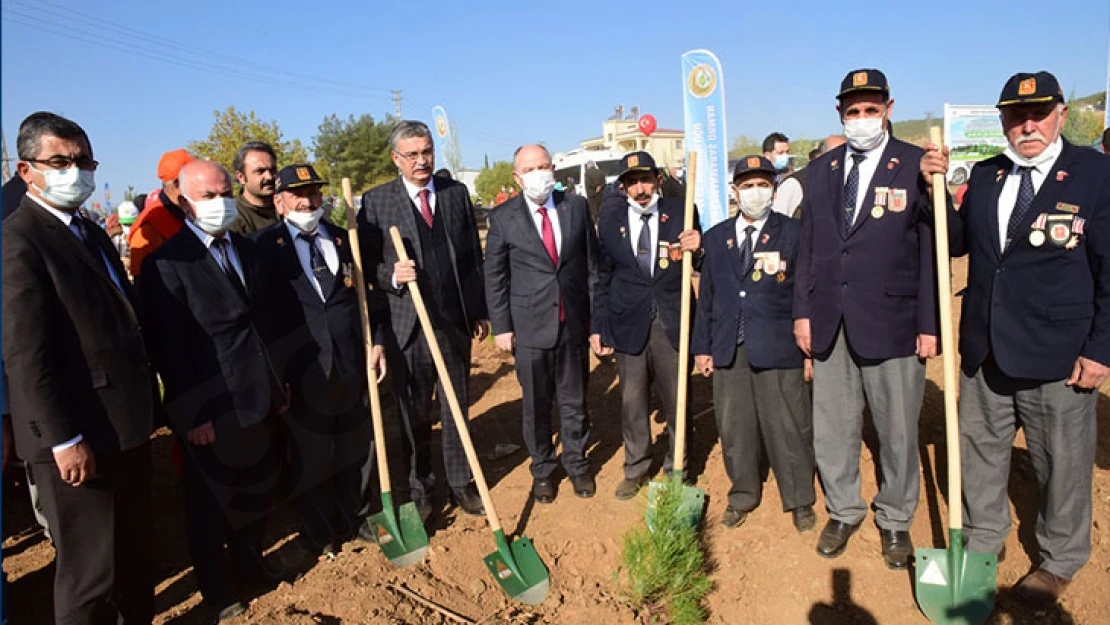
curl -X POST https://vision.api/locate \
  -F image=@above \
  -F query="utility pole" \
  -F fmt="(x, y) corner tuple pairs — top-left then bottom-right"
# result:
(391, 90), (403, 119)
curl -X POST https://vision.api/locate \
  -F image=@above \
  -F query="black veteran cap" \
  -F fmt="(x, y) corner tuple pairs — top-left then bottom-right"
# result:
(732, 155), (777, 183)
(997, 71), (1064, 107)
(276, 164), (325, 193)
(618, 151), (658, 179)
(837, 68), (889, 99)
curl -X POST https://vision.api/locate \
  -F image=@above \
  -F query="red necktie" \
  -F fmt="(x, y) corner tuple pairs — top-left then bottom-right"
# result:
(418, 188), (433, 228)
(538, 208), (564, 321)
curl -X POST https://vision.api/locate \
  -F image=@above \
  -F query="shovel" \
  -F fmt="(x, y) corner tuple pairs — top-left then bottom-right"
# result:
(646, 151), (707, 530)
(342, 179), (428, 567)
(914, 129), (997, 624)
(388, 226), (550, 604)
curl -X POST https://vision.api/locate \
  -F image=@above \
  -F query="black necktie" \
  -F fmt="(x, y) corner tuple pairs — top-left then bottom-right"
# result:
(636, 212), (653, 277)
(298, 232), (336, 297)
(1005, 166), (1035, 250)
(844, 153), (865, 231)
(737, 225), (755, 344)
(212, 238), (245, 292)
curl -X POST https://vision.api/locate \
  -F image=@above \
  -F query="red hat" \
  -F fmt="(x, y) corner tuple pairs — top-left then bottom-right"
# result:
(157, 149), (195, 182)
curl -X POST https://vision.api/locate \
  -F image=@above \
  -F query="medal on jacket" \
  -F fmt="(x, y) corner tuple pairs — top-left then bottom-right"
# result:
(1046, 214), (1072, 247)
(1029, 213), (1047, 247)
(751, 259), (763, 282)
(342, 263), (354, 288)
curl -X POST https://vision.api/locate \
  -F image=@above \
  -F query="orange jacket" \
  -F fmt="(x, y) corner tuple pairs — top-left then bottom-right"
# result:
(128, 190), (184, 278)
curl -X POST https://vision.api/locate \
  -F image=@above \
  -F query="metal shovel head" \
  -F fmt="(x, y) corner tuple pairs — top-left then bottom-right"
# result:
(645, 476), (706, 531)
(482, 531), (549, 605)
(915, 532), (997, 625)
(370, 501), (429, 567)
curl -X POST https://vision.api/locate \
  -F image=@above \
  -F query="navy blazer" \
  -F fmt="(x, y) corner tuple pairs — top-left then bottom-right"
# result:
(950, 140), (1110, 380)
(484, 193), (599, 349)
(693, 212), (805, 369)
(252, 220), (385, 407)
(593, 195), (701, 354)
(794, 137), (938, 360)
(140, 226), (279, 433)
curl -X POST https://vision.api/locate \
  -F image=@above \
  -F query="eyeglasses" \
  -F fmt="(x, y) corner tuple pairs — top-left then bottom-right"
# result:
(394, 148), (435, 162)
(25, 155), (99, 171)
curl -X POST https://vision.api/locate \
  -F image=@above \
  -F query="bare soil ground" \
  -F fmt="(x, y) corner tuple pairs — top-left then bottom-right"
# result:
(5, 257), (1109, 624)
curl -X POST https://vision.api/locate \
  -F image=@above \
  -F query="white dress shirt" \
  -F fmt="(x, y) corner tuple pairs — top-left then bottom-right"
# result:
(628, 202), (659, 276)
(843, 131), (890, 225)
(525, 193), (561, 257)
(401, 176), (437, 215)
(735, 213), (769, 252)
(285, 221), (340, 300)
(185, 220), (244, 284)
(997, 137), (1063, 249)
(772, 176), (803, 217)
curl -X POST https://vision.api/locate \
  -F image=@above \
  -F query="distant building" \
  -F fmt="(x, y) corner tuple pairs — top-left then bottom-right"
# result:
(580, 117), (685, 167)
(455, 168), (480, 199)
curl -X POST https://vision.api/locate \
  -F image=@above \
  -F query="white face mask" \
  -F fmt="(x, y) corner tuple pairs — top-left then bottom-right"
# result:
(627, 193), (660, 215)
(521, 169), (556, 203)
(843, 117), (885, 151)
(736, 186), (774, 220)
(1003, 113), (1064, 168)
(186, 195), (238, 234)
(31, 165), (95, 209)
(285, 207), (325, 233)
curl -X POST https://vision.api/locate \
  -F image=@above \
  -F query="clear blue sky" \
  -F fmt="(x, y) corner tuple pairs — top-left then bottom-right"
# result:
(3, 0), (1108, 204)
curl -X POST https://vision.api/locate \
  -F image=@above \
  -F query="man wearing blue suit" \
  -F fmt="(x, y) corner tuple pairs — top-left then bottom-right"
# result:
(922, 71), (1110, 607)
(794, 69), (938, 570)
(592, 152), (702, 500)
(693, 156), (816, 532)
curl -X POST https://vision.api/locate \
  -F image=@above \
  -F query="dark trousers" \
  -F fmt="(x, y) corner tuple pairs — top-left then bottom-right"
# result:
(615, 317), (690, 480)
(514, 323), (591, 479)
(283, 370), (371, 547)
(712, 345), (815, 512)
(387, 324), (473, 498)
(180, 419), (278, 608)
(32, 443), (152, 625)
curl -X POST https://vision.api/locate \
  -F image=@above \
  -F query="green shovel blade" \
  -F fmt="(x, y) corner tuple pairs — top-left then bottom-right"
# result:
(369, 496), (429, 567)
(915, 530), (997, 625)
(645, 473), (706, 531)
(482, 530), (549, 605)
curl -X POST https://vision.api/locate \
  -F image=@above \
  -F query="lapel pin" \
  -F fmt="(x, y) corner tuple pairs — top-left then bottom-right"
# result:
(276, 236), (286, 247)
(660, 213), (670, 223)
(761, 233), (770, 244)
(887, 157), (899, 170)
(620, 226), (627, 238)
(335, 237), (342, 247)
(831, 159), (839, 170)
(726, 238), (734, 249)
(1056, 171), (1068, 182)
(996, 169), (1005, 182)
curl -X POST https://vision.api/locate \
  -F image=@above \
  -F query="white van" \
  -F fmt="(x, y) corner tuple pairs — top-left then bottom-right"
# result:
(551, 148), (625, 195)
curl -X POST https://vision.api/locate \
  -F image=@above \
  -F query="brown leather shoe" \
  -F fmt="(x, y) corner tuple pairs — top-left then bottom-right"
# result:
(1015, 569), (1070, 608)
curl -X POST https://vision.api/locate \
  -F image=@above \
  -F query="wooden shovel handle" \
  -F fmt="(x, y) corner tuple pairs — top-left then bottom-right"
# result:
(342, 179), (392, 495)
(388, 226), (502, 532)
(673, 151), (698, 474)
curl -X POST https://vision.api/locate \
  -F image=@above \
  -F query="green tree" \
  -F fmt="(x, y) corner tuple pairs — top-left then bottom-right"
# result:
(313, 113), (397, 197)
(123, 184), (135, 201)
(475, 161), (514, 204)
(188, 106), (308, 177)
(1062, 103), (1102, 147)
(727, 135), (762, 159)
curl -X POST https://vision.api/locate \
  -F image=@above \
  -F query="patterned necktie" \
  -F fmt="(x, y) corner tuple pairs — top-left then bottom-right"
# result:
(538, 208), (564, 321)
(843, 153), (865, 231)
(636, 212), (653, 277)
(1005, 166), (1035, 250)
(212, 238), (245, 292)
(737, 225), (756, 344)
(297, 232), (336, 297)
(417, 188), (434, 228)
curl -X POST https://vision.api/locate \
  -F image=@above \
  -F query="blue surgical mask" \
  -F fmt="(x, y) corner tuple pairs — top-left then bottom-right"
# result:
(773, 155), (791, 171)
(31, 165), (96, 209)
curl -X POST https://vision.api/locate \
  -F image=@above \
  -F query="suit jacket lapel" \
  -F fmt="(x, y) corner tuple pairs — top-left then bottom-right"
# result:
(391, 179), (421, 265)
(279, 227), (321, 303)
(229, 233), (253, 302)
(321, 223), (348, 301)
(724, 218), (748, 279)
(848, 141), (900, 237)
(984, 163), (1007, 259)
(825, 146), (848, 240)
(557, 196), (573, 267)
(512, 197), (549, 262)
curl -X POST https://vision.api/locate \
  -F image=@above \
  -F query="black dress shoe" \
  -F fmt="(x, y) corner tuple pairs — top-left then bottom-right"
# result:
(452, 485), (486, 516)
(569, 474), (596, 498)
(720, 506), (748, 528)
(792, 506), (817, 533)
(532, 477), (557, 504)
(816, 519), (861, 559)
(879, 529), (913, 570)
(216, 601), (247, 622)
(614, 476), (649, 500)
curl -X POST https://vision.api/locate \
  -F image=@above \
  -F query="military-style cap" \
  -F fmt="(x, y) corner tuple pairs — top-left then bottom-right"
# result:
(275, 164), (325, 193)
(837, 68), (889, 100)
(997, 71), (1064, 107)
(732, 155), (777, 183)
(618, 151), (658, 179)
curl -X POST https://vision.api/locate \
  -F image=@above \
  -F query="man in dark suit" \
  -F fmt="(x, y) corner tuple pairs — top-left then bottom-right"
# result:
(140, 160), (284, 621)
(2, 111), (156, 624)
(357, 120), (488, 520)
(484, 145), (600, 503)
(592, 151), (702, 501)
(693, 156), (816, 532)
(923, 71), (1110, 606)
(254, 164), (385, 556)
(794, 69), (938, 570)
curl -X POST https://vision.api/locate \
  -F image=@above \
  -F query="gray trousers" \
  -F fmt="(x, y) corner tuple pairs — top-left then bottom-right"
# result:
(812, 327), (924, 531)
(712, 344), (815, 512)
(960, 358), (1097, 579)
(616, 317), (690, 480)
